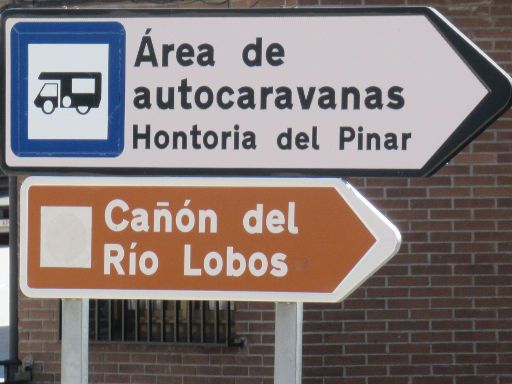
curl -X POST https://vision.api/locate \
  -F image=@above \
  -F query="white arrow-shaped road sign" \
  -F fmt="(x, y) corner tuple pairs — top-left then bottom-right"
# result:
(2, 7), (511, 176)
(20, 177), (400, 302)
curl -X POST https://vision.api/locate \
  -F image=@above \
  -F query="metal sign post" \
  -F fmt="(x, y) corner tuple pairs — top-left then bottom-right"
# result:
(275, 302), (303, 384)
(61, 299), (89, 384)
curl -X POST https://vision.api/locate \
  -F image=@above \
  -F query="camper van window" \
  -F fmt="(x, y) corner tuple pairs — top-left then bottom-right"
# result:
(72, 78), (96, 94)
(39, 83), (58, 97)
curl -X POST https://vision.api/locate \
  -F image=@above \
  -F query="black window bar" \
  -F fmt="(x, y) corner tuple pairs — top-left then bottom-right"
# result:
(66, 300), (241, 346)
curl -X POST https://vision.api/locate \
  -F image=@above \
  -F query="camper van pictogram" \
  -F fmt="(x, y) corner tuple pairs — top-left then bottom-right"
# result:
(34, 72), (102, 115)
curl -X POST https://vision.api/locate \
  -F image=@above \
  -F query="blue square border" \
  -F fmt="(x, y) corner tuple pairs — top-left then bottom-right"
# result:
(11, 22), (126, 157)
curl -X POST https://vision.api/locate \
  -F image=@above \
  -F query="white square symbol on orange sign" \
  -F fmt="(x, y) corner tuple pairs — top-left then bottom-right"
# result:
(40, 206), (92, 268)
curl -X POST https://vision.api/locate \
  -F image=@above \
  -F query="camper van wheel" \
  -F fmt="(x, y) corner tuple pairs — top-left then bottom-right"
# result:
(42, 100), (55, 114)
(76, 106), (91, 115)
(62, 96), (72, 108)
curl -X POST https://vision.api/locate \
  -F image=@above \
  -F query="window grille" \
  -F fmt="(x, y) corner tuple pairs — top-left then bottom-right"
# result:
(75, 300), (240, 346)
(0, 194), (9, 240)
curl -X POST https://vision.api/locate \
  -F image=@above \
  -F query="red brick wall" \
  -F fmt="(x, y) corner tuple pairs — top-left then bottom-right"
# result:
(16, 0), (512, 383)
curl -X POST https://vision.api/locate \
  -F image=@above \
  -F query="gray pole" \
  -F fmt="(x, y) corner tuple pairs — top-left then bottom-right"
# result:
(61, 299), (89, 384)
(8, 176), (18, 382)
(274, 302), (303, 384)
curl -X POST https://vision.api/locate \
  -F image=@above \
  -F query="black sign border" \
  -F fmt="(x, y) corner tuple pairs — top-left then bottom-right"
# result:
(1, 6), (511, 177)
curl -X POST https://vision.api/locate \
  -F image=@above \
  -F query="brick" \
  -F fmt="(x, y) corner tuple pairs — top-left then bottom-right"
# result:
(373, 198), (409, 209)
(474, 165), (512, 175)
(497, 176), (512, 185)
(498, 242), (512, 252)
(303, 366), (343, 377)
(410, 287), (451, 297)
(411, 332), (453, 343)
(401, 232), (428, 242)
(388, 321), (429, 331)
(477, 365), (512, 374)
(345, 366), (387, 376)
(430, 210), (471, 220)
(323, 310), (365, 321)
(388, 276), (429, 286)
(388, 299), (430, 309)
(323, 355), (365, 366)
(430, 254), (471, 265)
(366, 332), (408, 343)
(476, 320), (512, 330)
(475, 298), (511, 308)
(324, 379), (364, 384)
(433, 364), (474, 375)
(345, 344), (387, 354)
(411, 354), (453, 364)
(498, 221), (512, 230)
(429, 187), (471, 197)
(457, 378), (500, 384)
(366, 310), (408, 320)
(345, 321), (386, 332)
(456, 353), (497, 364)
(455, 331), (497, 342)
(475, 275), (511, 285)
(366, 178), (408, 187)
(374, 264), (408, 275)
(410, 177), (452, 187)
(455, 198), (495, 208)
(390, 365), (430, 375)
(413, 243), (454, 255)
(477, 342), (512, 353)
(368, 378), (409, 384)
(454, 287), (496, 297)
(436, 164), (470, 175)
(430, 232), (472, 242)
(410, 309), (452, 319)
(104, 374), (132, 383)
(454, 176), (495, 185)
(386, 188), (427, 198)
(473, 142), (511, 152)
(455, 242), (497, 252)
(454, 264), (495, 275)
(432, 343), (474, 353)
(344, 299), (385, 309)
(410, 265), (452, 275)
(431, 275), (472, 286)
(432, 320), (473, 331)
(323, 333), (365, 344)
(303, 322), (342, 333)
(366, 288), (408, 298)
(454, 220), (495, 230)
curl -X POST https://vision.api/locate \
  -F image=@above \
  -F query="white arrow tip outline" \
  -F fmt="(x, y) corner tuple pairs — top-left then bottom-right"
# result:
(330, 180), (401, 303)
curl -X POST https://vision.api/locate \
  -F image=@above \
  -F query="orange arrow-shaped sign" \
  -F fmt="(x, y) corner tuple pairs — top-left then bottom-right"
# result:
(20, 177), (400, 302)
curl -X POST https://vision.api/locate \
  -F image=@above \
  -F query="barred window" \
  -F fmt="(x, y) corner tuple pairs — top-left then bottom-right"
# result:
(60, 300), (239, 346)
(0, 194), (9, 243)
(86, 300), (239, 346)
